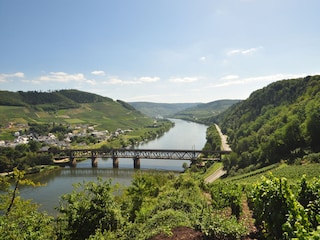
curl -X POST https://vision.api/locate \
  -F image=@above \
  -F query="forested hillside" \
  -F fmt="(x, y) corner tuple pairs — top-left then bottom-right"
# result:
(0, 89), (112, 110)
(215, 75), (320, 172)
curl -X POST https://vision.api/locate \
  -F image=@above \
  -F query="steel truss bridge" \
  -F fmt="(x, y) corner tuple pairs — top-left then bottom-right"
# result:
(48, 148), (231, 168)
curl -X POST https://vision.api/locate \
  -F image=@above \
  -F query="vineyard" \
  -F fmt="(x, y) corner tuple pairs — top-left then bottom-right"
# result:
(249, 174), (320, 239)
(220, 163), (320, 185)
(206, 162), (320, 239)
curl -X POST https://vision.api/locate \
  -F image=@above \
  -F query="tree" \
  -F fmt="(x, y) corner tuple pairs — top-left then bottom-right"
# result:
(57, 178), (123, 239)
(282, 118), (304, 160)
(0, 156), (11, 173)
(28, 140), (41, 152)
(0, 168), (55, 239)
(126, 172), (160, 222)
(306, 104), (320, 151)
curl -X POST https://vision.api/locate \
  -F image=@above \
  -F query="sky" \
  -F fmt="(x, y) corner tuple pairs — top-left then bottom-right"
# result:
(1, 0), (320, 103)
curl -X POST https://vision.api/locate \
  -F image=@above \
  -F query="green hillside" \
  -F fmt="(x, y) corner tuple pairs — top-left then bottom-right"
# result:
(171, 99), (241, 123)
(0, 89), (154, 132)
(214, 75), (320, 172)
(129, 102), (200, 117)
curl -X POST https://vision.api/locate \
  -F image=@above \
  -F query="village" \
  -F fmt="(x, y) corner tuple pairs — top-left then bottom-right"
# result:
(0, 122), (133, 150)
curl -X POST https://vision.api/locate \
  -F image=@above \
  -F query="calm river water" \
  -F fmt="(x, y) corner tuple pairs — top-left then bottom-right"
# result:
(20, 119), (208, 214)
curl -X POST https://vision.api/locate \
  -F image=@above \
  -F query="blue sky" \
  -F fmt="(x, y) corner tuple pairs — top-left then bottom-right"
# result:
(1, 0), (320, 103)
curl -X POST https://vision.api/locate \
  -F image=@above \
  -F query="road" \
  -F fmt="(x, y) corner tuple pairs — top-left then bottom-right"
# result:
(205, 167), (227, 183)
(204, 124), (231, 183)
(214, 124), (232, 151)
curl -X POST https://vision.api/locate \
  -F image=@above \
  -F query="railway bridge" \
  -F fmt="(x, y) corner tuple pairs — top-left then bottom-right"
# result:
(49, 148), (231, 169)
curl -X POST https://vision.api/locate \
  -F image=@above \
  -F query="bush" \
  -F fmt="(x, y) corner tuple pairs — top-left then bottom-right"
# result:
(57, 178), (123, 239)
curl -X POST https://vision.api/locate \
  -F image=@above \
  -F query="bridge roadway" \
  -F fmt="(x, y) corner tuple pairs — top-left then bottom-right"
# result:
(50, 148), (231, 169)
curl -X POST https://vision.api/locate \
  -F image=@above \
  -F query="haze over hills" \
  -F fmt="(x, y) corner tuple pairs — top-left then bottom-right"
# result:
(128, 102), (201, 118)
(129, 100), (241, 122)
(170, 99), (241, 123)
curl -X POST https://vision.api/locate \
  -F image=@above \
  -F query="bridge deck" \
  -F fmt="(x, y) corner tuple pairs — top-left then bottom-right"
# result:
(49, 148), (231, 161)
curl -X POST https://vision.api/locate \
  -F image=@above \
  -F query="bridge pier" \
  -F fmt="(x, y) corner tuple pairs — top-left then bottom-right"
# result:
(91, 157), (98, 167)
(69, 157), (77, 167)
(133, 157), (140, 169)
(113, 157), (119, 168)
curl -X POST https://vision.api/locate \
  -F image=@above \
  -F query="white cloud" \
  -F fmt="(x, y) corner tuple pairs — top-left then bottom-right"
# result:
(221, 75), (239, 81)
(22, 79), (41, 84)
(39, 72), (86, 82)
(103, 76), (160, 85)
(91, 70), (105, 76)
(199, 56), (207, 62)
(139, 76), (160, 83)
(227, 47), (262, 56)
(0, 72), (25, 82)
(104, 77), (139, 85)
(169, 76), (200, 83)
(85, 79), (97, 85)
(31, 71), (96, 85)
(12, 72), (25, 78)
(211, 73), (316, 88)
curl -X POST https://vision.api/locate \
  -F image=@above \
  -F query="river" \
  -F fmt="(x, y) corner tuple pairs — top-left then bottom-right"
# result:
(19, 119), (208, 214)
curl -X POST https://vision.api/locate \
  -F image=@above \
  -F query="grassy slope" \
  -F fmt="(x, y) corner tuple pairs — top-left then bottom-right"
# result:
(0, 90), (155, 135)
(1, 102), (153, 131)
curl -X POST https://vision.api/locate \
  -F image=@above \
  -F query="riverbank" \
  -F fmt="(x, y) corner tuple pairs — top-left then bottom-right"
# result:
(0, 165), (60, 177)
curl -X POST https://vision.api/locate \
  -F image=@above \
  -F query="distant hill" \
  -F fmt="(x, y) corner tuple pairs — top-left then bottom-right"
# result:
(215, 75), (320, 172)
(129, 102), (200, 118)
(171, 99), (241, 123)
(0, 89), (154, 131)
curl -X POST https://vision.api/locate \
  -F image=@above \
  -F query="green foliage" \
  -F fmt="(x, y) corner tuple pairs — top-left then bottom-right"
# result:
(298, 176), (320, 229)
(125, 172), (162, 221)
(59, 89), (110, 103)
(208, 182), (243, 219)
(0, 204), (55, 240)
(3, 167), (319, 239)
(0, 145), (53, 172)
(117, 99), (136, 111)
(138, 209), (192, 239)
(57, 178), (123, 239)
(0, 91), (25, 106)
(249, 173), (320, 239)
(216, 75), (320, 171)
(197, 211), (247, 239)
(98, 171), (247, 240)
(202, 124), (221, 154)
(0, 168), (55, 239)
